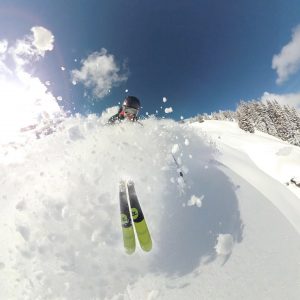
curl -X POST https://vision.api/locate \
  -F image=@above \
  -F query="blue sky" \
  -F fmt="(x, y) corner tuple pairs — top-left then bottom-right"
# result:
(1, 0), (300, 121)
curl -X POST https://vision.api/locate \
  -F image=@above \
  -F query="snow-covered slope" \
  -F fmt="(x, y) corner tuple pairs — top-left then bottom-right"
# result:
(192, 120), (300, 232)
(0, 117), (300, 300)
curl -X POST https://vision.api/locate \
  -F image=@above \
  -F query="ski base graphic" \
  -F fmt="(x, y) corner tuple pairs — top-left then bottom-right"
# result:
(119, 180), (152, 254)
(127, 180), (152, 252)
(119, 180), (136, 254)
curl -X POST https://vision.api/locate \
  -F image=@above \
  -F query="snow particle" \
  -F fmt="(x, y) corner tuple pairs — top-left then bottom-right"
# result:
(187, 195), (204, 208)
(72, 80), (77, 85)
(61, 66), (66, 71)
(61, 206), (69, 219)
(171, 144), (179, 154)
(184, 138), (190, 146)
(215, 234), (234, 255)
(176, 157), (182, 165)
(45, 81), (51, 86)
(57, 96), (63, 101)
(182, 165), (189, 174)
(163, 97), (167, 103)
(91, 230), (100, 243)
(177, 176), (185, 186)
(125, 89), (129, 93)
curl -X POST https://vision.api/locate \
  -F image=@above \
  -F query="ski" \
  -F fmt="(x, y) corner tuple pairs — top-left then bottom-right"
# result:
(127, 180), (152, 252)
(119, 180), (136, 254)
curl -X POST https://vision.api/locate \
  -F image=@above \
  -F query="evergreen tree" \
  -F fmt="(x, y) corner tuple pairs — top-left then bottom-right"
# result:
(285, 105), (300, 145)
(253, 102), (268, 133)
(237, 101), (255, 133)
(190, 99), (300, 147)
(272, 100), (291, 141)
(197, 115), (204, 123)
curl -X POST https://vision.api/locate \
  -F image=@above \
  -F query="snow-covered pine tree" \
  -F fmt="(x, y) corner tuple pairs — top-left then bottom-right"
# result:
(223, 110), (236, 121)
(284, 105), (300, 146)
(197, 115), (204, 123)
(271, 100), (292, 141)
(251, 101), (268, 133)
(289, 106), (300, 129)
(247, 101), (259, 126)
(237, 101), (255, 133)
(266, 100), (287, 139)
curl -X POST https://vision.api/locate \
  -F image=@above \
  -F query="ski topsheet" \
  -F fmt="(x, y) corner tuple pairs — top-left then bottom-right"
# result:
(119, 180), (136, 254)
(119, 180), (152, 254)
(127, 180), (152, 252)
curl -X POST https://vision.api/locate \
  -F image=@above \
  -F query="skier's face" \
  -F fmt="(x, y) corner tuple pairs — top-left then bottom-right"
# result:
(123, 107), (138, 121)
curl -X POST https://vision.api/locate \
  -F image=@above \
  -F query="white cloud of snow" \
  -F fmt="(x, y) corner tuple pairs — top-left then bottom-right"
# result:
(272, 25), (300, 84)
(71, 48), (128, 99)
(31, 26), (54, 53)
(0, 27), (61, 142)
(260, 91), (300, 110)
(7, 26), (54, 68)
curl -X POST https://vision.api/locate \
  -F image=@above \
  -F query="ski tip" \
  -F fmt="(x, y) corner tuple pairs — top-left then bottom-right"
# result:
(127, 180), (134, 186)
(125, 248), (136, 255)
(141, 241), (152, 252)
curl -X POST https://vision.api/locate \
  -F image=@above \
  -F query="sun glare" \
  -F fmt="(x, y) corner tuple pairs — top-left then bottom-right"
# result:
(0, 75), (61, 143)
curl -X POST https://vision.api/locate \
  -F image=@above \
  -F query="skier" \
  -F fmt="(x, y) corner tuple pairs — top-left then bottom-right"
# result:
(108, 96), (141, 124)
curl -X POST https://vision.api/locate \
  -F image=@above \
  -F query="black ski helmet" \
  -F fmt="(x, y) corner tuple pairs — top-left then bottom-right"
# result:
(122, 96), (141, 110)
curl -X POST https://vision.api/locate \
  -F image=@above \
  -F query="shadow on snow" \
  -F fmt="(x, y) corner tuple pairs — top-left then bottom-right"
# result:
(151, 155), (244, 276)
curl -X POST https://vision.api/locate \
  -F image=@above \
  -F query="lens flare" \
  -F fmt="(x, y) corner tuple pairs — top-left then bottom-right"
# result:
(0, 73), (61, 143)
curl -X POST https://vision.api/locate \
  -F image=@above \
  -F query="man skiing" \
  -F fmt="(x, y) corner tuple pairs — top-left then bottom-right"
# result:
(108, 96), (141, 124)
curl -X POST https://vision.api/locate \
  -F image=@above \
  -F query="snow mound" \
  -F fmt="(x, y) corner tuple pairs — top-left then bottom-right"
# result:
(0, 118), (300, 300)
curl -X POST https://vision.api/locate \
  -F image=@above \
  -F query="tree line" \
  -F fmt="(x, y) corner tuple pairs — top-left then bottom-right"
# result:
(191, 100), (300, 146)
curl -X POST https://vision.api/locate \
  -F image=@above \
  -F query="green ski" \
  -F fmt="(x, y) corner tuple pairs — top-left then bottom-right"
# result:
(127, 180), (152, 252)
(119, 180), (136, 254)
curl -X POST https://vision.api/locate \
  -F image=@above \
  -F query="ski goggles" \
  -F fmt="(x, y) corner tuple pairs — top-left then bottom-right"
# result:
(123, 107), (138, 115)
